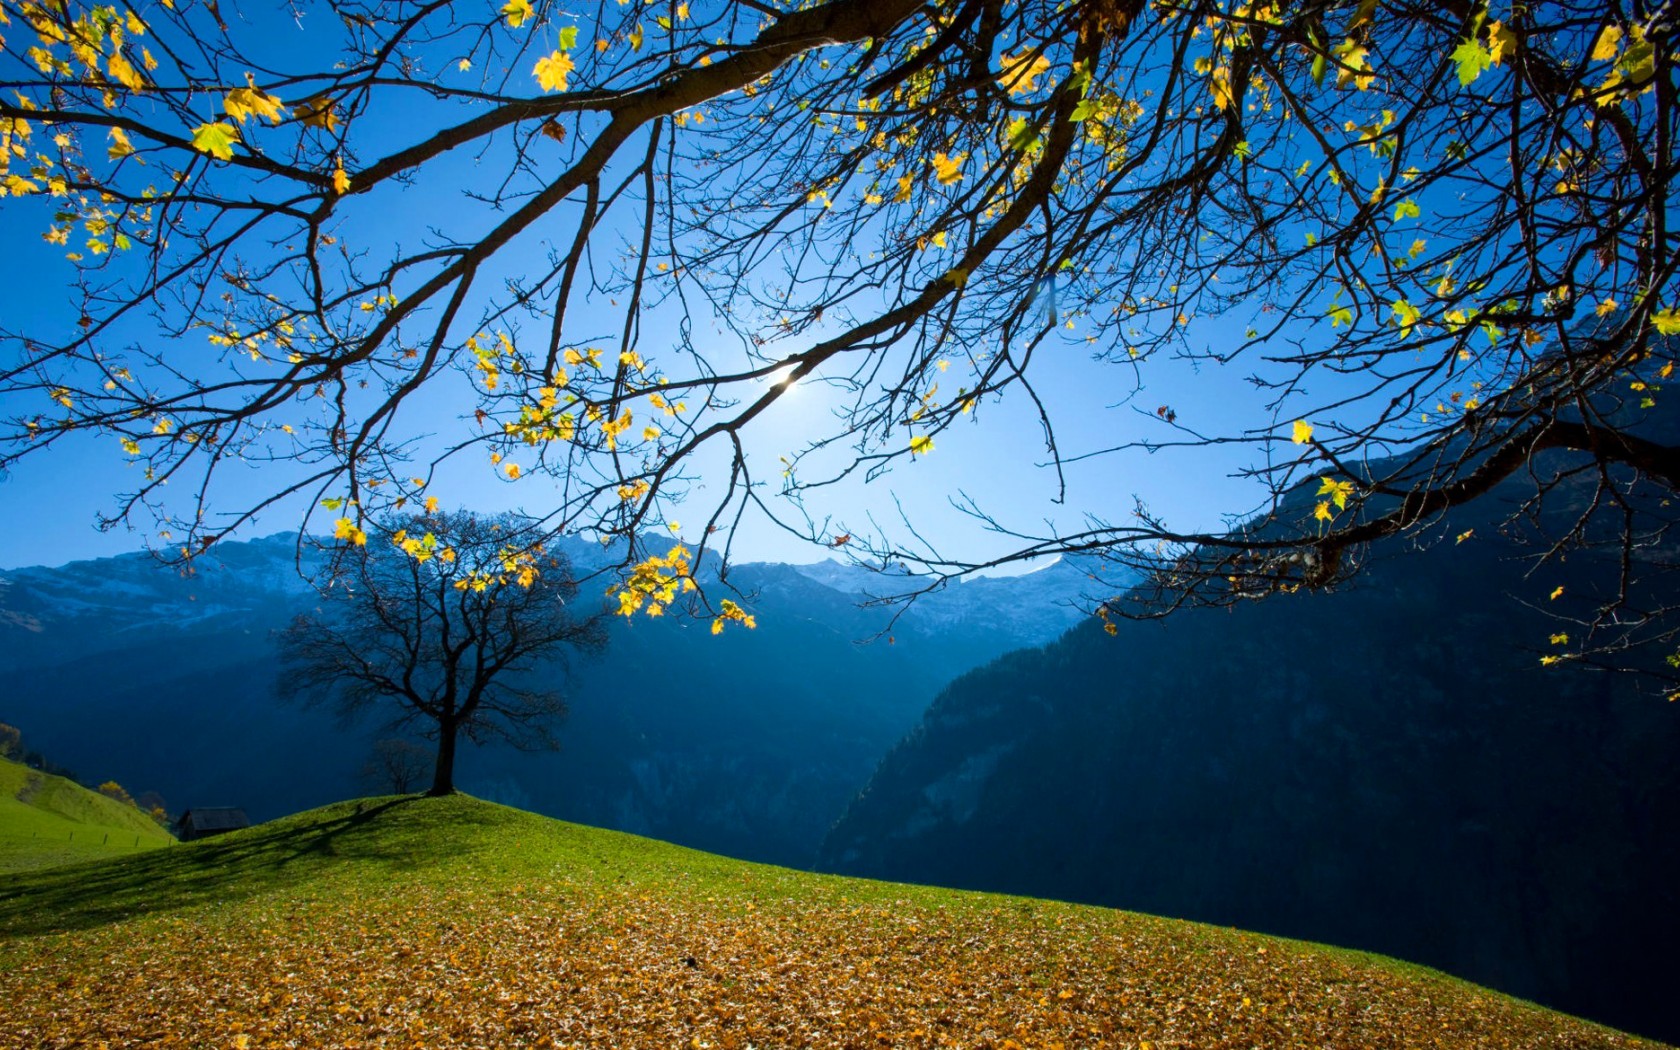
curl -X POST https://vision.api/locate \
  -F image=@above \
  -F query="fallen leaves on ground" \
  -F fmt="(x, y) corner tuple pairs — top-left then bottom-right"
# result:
(0, 801), (1662, 1049)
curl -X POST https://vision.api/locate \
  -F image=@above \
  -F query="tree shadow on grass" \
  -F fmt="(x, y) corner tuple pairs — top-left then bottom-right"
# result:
(0, 796), (432, 937)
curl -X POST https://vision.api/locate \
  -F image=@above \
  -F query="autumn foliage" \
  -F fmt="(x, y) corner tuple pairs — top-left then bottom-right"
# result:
(0, 0), (1675, 681)
(0, 796), (1659, 1049)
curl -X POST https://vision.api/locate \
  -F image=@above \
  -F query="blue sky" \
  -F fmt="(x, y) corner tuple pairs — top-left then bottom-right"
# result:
(0, 0), (1293, 573)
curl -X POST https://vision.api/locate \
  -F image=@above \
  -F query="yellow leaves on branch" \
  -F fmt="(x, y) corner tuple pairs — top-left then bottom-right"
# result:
(601, 409), (632, 449)
(506, 383), (577, 446)
(1313, 477), (1355, 525)
(711, 598), (756, 635)
(614, 549), (759, 632)
(615, 546), (696, 618)
(453, 546), (540, 591)
(1589, 22), (1657, 104)
(391, 528), (448, 564)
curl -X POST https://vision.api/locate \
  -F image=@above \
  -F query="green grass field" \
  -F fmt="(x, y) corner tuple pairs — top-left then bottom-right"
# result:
(0, 758), (175, 873)
(0, 794), (1663, 1049)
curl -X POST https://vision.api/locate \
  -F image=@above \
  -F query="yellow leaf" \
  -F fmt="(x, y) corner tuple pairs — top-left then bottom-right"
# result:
(1652, 308), (1680, 336)
(1596, 297), (1618, 317)
(333, 517), (368, 546)
(1549, 585), (1564, 600)
(1486, 21), (1516, 65)
(190, 122), (238, 161)
(106, 49), (144, 90)
(332, 158), (350, 195)
(931, 152), (965, 185)
(1336, 42), (1374, 90)
(909, 434), (934, 455)
(997, 50), (1050, 96)
(534, 49), (575, 92)
(292, 96), (339, 130)
(1291, 419), (1313, 444)
(502, 0), (534, 28)
(458, 58), (473, 71)
(505, 462), (522, 479)
(1591, 24), (1622, 61)
(1210, 64), (1234, 111)
(425, 495), (440, 513)
(1317, 476), (1355, 509)
(224, 76), (286, 125)
(1313, 501), (1332, 522)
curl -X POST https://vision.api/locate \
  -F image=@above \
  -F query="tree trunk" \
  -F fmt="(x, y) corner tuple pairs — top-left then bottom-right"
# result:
(429, 724), (458, 796)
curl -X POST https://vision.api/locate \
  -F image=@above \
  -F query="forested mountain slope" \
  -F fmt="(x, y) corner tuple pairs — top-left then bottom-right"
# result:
(823, 464), (1680, 1042)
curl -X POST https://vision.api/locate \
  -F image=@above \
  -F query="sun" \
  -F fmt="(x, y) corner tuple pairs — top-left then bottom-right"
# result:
(768, 364), (799, 393)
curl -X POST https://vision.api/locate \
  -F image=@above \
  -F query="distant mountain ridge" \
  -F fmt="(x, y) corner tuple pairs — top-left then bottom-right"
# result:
(0, 531), (1101, 868)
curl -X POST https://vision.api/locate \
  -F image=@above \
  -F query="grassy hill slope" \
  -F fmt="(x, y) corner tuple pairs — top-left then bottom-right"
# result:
(0, 758), (174, 873)
(0, 795), (1663, 1049)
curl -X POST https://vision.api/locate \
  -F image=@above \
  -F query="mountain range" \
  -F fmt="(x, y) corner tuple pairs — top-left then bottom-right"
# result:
(0, 532), (1094, 868)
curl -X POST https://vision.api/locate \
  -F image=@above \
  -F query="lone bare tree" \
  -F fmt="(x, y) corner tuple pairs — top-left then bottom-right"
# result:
(279, 512), (606, 796)
(360, 738), (432, 795)
(1, 0), (1676, 685)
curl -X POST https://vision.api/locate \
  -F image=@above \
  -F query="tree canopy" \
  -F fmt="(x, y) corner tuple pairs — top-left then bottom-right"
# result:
(278, 511), (606, 795)
(1, 0), (1676, 682)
